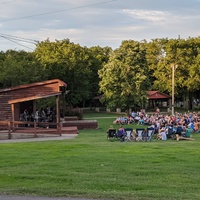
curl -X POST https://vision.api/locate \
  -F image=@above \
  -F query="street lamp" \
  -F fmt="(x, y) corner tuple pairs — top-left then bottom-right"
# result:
(171, 63), (178, 116)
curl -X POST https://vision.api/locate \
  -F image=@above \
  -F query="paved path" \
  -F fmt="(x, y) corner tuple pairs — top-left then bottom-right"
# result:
(0, 134), (78, 144)
(0, 195), (96, 200)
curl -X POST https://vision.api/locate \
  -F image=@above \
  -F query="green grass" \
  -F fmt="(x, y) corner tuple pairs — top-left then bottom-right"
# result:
(0, 112), (200, 200)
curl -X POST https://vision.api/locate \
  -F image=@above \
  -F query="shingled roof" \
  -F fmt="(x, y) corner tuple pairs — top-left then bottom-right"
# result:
(147, 91), (170, 99)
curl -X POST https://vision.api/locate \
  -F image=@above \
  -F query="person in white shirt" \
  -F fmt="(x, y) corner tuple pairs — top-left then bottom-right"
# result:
(158, 128), (167, 140)
(35, 109), (39, 123)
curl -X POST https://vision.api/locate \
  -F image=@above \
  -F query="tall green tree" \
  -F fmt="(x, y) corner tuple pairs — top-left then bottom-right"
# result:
(0, 50), (43, 88)
(98, 40), (150, 110)
(88, 46), (112, 98)
(146, 37), (200, 109)
(35, 39), (95, 107)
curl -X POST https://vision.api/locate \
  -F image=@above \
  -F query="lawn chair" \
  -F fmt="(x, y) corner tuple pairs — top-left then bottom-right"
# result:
(135, 128), (145, 141)
(117, 129), (126, 142)
(124, 128), (133, 141)
(146, 128), (154, 141)
(107, 129), (117, 140)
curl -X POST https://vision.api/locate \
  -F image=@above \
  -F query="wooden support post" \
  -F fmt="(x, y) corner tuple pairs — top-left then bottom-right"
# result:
(34, 121), (37, 138)
(8, 121), (11, 139)
(56, 95), (61, 135)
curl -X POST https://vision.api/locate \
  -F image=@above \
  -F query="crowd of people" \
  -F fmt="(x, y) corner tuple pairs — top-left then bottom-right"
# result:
(20, 106), (56, 123)
(111, 108), (200, 141)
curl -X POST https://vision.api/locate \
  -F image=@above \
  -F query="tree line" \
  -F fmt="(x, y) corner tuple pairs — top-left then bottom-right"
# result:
(0, 37), (200, 110)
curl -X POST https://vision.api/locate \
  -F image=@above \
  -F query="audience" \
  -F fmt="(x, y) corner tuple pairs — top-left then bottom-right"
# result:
(111, 109), (200, 141)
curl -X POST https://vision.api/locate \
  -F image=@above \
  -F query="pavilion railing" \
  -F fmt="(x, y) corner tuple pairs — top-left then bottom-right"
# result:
(0, 120), (61, 139)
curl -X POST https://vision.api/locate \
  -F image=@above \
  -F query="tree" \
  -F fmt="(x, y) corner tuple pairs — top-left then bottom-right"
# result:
(98, 40), (150, 110)
(35, 39), (95, 107)
(146, 37), (200, 109)
(0, 50), (43, 88)
(88, 46), (112, 99)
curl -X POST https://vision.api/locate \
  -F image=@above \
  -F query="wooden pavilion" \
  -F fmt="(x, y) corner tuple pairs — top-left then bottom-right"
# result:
(92, 91), (170, 110)
(147, 90), (170, 109)
(0, 79), (66, 121)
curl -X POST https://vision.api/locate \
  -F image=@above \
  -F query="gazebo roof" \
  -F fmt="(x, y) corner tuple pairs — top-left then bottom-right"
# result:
(147, 91), (170, 99)
(93, 91), (170, 100)
(0, 79), (67, 104)
(0, 79), (67, 93)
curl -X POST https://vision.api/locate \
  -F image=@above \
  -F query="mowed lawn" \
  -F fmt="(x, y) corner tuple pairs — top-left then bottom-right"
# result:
(0, 111), (200, 200)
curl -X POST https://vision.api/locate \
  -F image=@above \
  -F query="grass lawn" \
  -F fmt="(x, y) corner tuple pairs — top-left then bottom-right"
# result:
(0, 111), (200, 200)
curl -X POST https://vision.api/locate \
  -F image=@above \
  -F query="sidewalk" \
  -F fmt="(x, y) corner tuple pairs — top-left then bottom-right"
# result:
(0, 134), (78, 143)
(0, 195), (95, 200)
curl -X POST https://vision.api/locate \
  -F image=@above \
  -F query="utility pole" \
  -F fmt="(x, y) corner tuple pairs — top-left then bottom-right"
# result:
(171, 63), (178, 116)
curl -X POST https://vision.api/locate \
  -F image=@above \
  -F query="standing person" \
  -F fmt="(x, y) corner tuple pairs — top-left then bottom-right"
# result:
(40, 108), (46, 122)
(34, 109), (39, 123)
(23, 109), (28, 127)
(156, 107), (160, 115)
(23, 109), (28, 121)
(46, 106), (51, 117)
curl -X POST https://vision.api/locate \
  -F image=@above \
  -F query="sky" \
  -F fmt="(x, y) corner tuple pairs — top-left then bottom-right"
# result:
(0, 0), (200, 52)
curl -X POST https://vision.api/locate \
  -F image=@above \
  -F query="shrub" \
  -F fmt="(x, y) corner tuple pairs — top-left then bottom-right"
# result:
(65, 107), (83, 120)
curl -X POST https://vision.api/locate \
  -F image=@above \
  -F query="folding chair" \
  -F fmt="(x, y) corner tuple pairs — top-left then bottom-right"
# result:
(124, 128), (133, 141)
(107, 129), (117, 140)
(135, 128), (145, 141)
(117, 129), (126, 142)
(146, 128), (154, 141)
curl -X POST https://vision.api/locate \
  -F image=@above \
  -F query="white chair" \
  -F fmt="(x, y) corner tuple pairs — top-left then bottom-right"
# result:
(136, 128), (145, 141)
(124, 128), (133, 141)
(147, 128), (154, 141)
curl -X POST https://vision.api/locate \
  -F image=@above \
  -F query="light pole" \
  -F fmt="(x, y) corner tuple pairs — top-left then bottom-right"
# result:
(171, 63), (178, 116)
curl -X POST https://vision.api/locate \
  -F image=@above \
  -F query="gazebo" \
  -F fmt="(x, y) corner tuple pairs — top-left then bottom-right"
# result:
(147, 90), (170, 109)
(0, 79), (67, 132)
(92, 91), (170, 110)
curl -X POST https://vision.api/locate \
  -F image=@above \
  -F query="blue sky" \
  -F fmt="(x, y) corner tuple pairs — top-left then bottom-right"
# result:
(0, 0), (200, 51)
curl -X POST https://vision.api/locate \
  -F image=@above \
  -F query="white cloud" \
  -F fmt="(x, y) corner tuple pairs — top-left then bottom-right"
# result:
(122, 9), (171, 23)
(0, 0), (200, 51)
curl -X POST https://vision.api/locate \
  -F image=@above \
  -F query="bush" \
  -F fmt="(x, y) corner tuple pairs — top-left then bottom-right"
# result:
(65, 107), (83, 120)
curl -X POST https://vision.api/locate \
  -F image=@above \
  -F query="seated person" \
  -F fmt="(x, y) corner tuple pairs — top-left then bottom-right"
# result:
(107, 125), (117, 139)
(166, 124), (175, 138)
(134, 115), (140, 123)
(107, 125), (115, 133)
(188, 121), (194, 132)
(182, 125), (192, 138)
(127, 115), (134, 124)
(138, 117), (144, 125)
(131, 111), (136, 118)
(120, 116), (126, 125)
(157, 128), (167, 140)
(113, 116), (121, 124)
(117, 125), (125, 141)
(176, 123), (183, 136)
(176, 125), (195, 141)
(194, 120), (199, 132)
